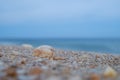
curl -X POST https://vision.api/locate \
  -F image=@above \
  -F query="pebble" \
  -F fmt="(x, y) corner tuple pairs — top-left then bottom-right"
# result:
(69, 75), (82, 80)
(22, 44), (33, 48)
(89, 73), (100, 80)
(0, 53), (3, 57)
(46, 76), (61, 80)
(5, 65), (18, 77)
(20, 58), (27, 65)
(29, 66), (42, 75)
(0, 61), (4, 66)
(53, 56), (66, 60)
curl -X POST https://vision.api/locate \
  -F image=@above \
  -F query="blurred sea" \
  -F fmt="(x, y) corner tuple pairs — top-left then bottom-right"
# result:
(0, 38), (120, 54)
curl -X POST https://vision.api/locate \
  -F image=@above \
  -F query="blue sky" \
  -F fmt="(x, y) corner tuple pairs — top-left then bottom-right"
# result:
(0, 0), (120, 38)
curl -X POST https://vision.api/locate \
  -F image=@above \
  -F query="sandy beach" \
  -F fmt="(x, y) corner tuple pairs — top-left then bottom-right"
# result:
(0, 45), (120, 80)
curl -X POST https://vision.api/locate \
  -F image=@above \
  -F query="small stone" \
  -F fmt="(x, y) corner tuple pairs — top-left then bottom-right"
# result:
(29, 66), (42, 75)
(69, 75), (82, 80)
(0, 53), (3, 57)
(53, 57), (66, 60)
(11, 51), (20, 56)
(104, 66), (117, 78)
(17, 69), (26, 75)
(89, 73), (100, 80)
(20, 58), (26, 65)
(9, 54), (16, 60)
(0, 48), (2, 51)
(40, 61), (47, 65)
(6, 66), (17, 77)
(18, 75), (37, 80)
(0, 61), (4, 66)
(35, 58), (43, 62)
(21, 61), (26, 65)
(95, 54), (100, 58)
(89, 64), (97, 69)
(62, 67), (71, 75)
(22, 44), (33, 48)
(46, 76), (61, 80)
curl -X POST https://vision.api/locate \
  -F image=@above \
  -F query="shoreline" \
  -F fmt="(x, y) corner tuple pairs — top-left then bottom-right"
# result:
(0, 44), (119, 55)
(0, 45), (120, 80)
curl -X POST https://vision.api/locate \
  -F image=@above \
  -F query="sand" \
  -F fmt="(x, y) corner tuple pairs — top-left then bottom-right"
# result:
(0, 45), (120, 80)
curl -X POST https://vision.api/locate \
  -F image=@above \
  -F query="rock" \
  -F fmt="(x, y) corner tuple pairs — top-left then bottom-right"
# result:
(22, 44), (33, 48)
(18, 75), (37, 80)
(89, 73), (100, 80)
(20, 58), (27, 65)
(69, 75), (82, 80)
(29, 66), (42, 75)
(33, 45), (55, 59)
(95, 54), (100, 58)
(17, 69), (26, 75)
(104, 66), (117, 78)
(6, 65), (17, 77)
(0, 61), (4, 65)
(0, 53), (3, 57)
(53, 57), (66, 60)
(46, 76), (61, 80)
(89, 64), (97, 69)
(9, 51), (20, 60)
(12, 51), (20, 55)
(36, 45), (54, 50)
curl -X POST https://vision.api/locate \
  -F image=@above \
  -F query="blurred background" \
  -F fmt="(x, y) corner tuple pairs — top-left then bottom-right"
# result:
(0, 0), (120, 54)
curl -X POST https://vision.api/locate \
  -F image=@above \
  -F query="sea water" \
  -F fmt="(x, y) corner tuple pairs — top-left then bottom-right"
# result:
(0, 38), (120, 54)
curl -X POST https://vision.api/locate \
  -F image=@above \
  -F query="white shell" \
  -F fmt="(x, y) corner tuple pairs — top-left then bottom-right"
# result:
(33, 45), (55, 59)
(104, 66), (117, 78)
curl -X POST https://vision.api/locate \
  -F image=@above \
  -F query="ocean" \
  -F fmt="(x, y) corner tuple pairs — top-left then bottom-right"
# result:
(0, 38), (120, 54)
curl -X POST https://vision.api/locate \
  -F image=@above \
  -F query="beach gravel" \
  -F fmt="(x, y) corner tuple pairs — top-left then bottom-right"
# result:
(0, 45), (120, 80)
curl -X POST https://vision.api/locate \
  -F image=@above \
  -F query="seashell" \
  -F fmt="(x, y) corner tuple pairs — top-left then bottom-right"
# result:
(22, 44), (33, 48)
(33, 45), (55, 59)
(104, 66), (117, 78)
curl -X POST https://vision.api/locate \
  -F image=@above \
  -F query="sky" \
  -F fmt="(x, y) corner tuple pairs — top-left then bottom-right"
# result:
(0, 0), (120, 38)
